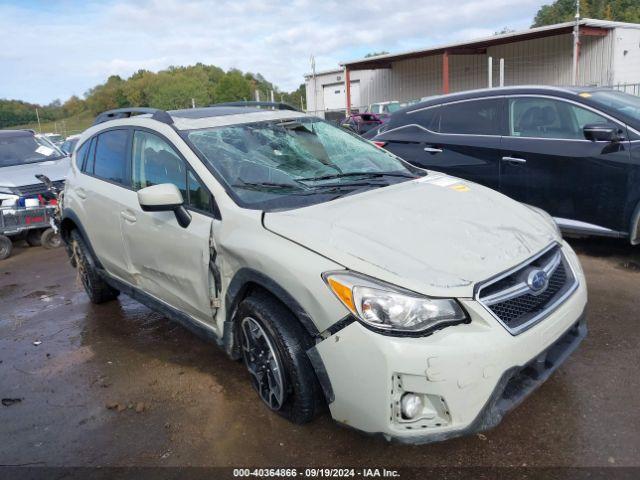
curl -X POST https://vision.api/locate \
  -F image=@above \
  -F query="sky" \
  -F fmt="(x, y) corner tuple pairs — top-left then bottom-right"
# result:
(0, 0), (550, 105)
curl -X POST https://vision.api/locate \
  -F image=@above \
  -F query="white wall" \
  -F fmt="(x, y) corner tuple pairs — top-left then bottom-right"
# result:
(345, 31), (618, 107)
(612, 27), (640, 85)
(304, 70), (375, 117)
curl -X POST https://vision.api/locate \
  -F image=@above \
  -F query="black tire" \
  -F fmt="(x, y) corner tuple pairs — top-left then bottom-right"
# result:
(0, 235), (12, 260)
(70, 230), (119, 304)
(236, 292), (323, 424)
(41, 228), (63, 249)
(26, 229), (42, 247)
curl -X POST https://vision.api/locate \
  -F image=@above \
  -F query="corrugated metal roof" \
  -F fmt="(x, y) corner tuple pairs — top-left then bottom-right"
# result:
(342, 18), (640, 70)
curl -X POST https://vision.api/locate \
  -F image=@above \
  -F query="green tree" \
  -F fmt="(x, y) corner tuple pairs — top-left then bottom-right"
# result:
(1, 63), (305, 129)
(214, 70), (252, 103)
(533, 0), (640, 26)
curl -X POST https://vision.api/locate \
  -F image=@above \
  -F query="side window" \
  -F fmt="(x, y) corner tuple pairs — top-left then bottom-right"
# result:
(509, 97), (610, 139)
(571, 105), (611, 130)
(409, 106), (439, 131)
(438, 99), (501, 135)
(74, 140), (89, 170)
(93, 130), (129, 184)
(187, 170), (212, 212)
(85, 137), (96, 173)
(132, 130), (187, 199)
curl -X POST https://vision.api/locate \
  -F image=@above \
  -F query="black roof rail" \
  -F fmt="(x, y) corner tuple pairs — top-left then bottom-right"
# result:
(209, 101), (300, 112)
(93, 107), (173, 126)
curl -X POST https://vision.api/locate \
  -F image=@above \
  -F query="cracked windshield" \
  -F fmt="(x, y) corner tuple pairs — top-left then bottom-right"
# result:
(187, 117), (423, 208)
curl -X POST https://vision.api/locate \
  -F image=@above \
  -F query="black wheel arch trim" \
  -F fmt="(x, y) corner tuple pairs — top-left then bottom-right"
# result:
(305, 346), (335, 404)
(60, 208), (104, 269)
(224, 268), (320, 339)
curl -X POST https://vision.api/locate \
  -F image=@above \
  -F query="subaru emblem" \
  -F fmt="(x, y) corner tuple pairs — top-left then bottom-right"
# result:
(527, 269), (549, 294)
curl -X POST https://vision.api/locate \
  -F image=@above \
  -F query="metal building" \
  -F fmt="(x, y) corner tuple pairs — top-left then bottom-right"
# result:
(305, 18), (640, 117)
(304, 68), (379, 120)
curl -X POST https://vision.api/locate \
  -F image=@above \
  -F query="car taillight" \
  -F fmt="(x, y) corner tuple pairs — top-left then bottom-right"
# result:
(372, 141), (387, 148)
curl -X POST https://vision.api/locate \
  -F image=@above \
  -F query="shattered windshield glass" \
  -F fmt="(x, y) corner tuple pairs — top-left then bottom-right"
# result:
(0, 133), (66, 168)
(186, 117), (423, 209)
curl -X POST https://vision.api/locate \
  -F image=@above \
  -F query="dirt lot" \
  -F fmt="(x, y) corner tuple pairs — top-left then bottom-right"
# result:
(1, 238), (639, 468)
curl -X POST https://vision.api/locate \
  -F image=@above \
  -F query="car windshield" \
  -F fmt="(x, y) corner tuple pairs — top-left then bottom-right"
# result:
(588, 90), (640, 126)
(62, 137), (79, 154)
(0, 134), (66, 168)
(386, 103), (401, 113)
(186, 117), (424, 210)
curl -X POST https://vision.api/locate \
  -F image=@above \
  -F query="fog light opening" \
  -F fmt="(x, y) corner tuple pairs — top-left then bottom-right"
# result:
(400, 393), (423, 420)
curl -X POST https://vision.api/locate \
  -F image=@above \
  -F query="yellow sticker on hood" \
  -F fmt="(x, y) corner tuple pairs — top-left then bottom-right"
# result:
(450, 184), (470, 192)
(579, 92), (592, 98)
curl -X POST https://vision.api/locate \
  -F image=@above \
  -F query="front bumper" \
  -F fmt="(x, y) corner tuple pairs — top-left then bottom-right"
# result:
(310, 244), (588, 443)
(390, 313), (586, 444)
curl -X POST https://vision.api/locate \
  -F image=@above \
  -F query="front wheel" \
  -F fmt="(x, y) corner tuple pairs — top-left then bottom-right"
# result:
(236, 292), (323, 424)
(0, 235), (12, 260)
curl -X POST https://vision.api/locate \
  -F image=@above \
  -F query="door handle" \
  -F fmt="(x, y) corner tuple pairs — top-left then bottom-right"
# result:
(424, 147), (443, 153)
(76, 188), (87, 199)
(120, 210), (137, 223)
(502, 156), (527, 164)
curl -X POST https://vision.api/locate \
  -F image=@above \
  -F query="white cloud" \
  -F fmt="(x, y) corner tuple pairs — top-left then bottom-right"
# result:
(0, 0), (547, 104)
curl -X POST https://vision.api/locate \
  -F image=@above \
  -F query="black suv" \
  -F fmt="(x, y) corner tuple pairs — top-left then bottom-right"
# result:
(372, 86), (640, 244)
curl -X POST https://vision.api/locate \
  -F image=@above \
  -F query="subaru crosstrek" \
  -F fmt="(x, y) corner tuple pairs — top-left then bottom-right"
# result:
(60, 104), (587, 443)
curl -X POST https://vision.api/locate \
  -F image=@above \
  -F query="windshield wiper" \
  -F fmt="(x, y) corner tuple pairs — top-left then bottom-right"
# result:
(232, 180), (307, 191)
(298, 171), (417, 183)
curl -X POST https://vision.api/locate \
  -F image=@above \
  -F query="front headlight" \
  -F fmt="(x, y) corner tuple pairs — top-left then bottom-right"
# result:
(323, 272), (467, 335)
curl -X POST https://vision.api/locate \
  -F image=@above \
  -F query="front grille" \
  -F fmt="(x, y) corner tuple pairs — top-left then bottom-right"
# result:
(477, 244), (578, 335)
(11, 180), (64, 197)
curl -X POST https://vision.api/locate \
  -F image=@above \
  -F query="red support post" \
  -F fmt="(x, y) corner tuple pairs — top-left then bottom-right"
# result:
(442, 51), (450, 94)
(345, 68), (351, 115)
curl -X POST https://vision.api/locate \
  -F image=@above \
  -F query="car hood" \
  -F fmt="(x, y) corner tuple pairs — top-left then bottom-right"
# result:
(263, 173), (559, 298)
(0, 157), (70, 188)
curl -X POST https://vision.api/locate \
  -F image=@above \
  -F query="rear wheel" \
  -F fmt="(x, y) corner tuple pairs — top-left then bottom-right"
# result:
(70, 230), (119, 304)
(41, 228), (62, 249)
(236, 292), (323, 424)
(0, 235), (12, 260)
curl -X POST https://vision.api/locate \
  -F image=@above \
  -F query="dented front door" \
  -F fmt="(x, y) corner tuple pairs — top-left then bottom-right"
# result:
(121, 208), (219, 328)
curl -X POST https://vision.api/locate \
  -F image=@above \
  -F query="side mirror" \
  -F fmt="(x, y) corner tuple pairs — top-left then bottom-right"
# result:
(583, 124), (621, 142)
(137, 183), (191, 228)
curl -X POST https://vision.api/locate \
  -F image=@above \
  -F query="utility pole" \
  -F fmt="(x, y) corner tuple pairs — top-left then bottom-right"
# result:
(35, 108), (42, 133)
(270, 90), (275, 103)
(255, 90), (261, 102)
(310, 54), (317, 115)
(192, 98), (196, 108)
(488, 57), (493, 88)
(572, 0), (581, 85)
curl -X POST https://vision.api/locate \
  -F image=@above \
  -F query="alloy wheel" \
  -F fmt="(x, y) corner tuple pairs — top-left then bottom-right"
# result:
(240, 316), (285, 410)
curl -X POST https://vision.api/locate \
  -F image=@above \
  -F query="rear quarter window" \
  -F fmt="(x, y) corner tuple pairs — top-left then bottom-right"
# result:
(437, 99), (501, 135)
(93, 129), (129, 185)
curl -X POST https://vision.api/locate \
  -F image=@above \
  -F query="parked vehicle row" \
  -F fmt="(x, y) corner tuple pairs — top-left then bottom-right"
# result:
(57, 102), (586, 444)
(369, 86), (640, 243)
(0, 129), (69, 259)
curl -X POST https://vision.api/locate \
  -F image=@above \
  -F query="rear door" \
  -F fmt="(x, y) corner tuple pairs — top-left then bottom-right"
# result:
(77, 128), (137, 284)
(381, 97), (504, 190)
(500, 95), (632, 233)
(120, 129), (219, 327)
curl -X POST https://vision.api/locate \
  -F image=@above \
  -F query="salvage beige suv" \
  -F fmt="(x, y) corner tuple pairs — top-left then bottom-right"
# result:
(61, 104), (587, 443)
